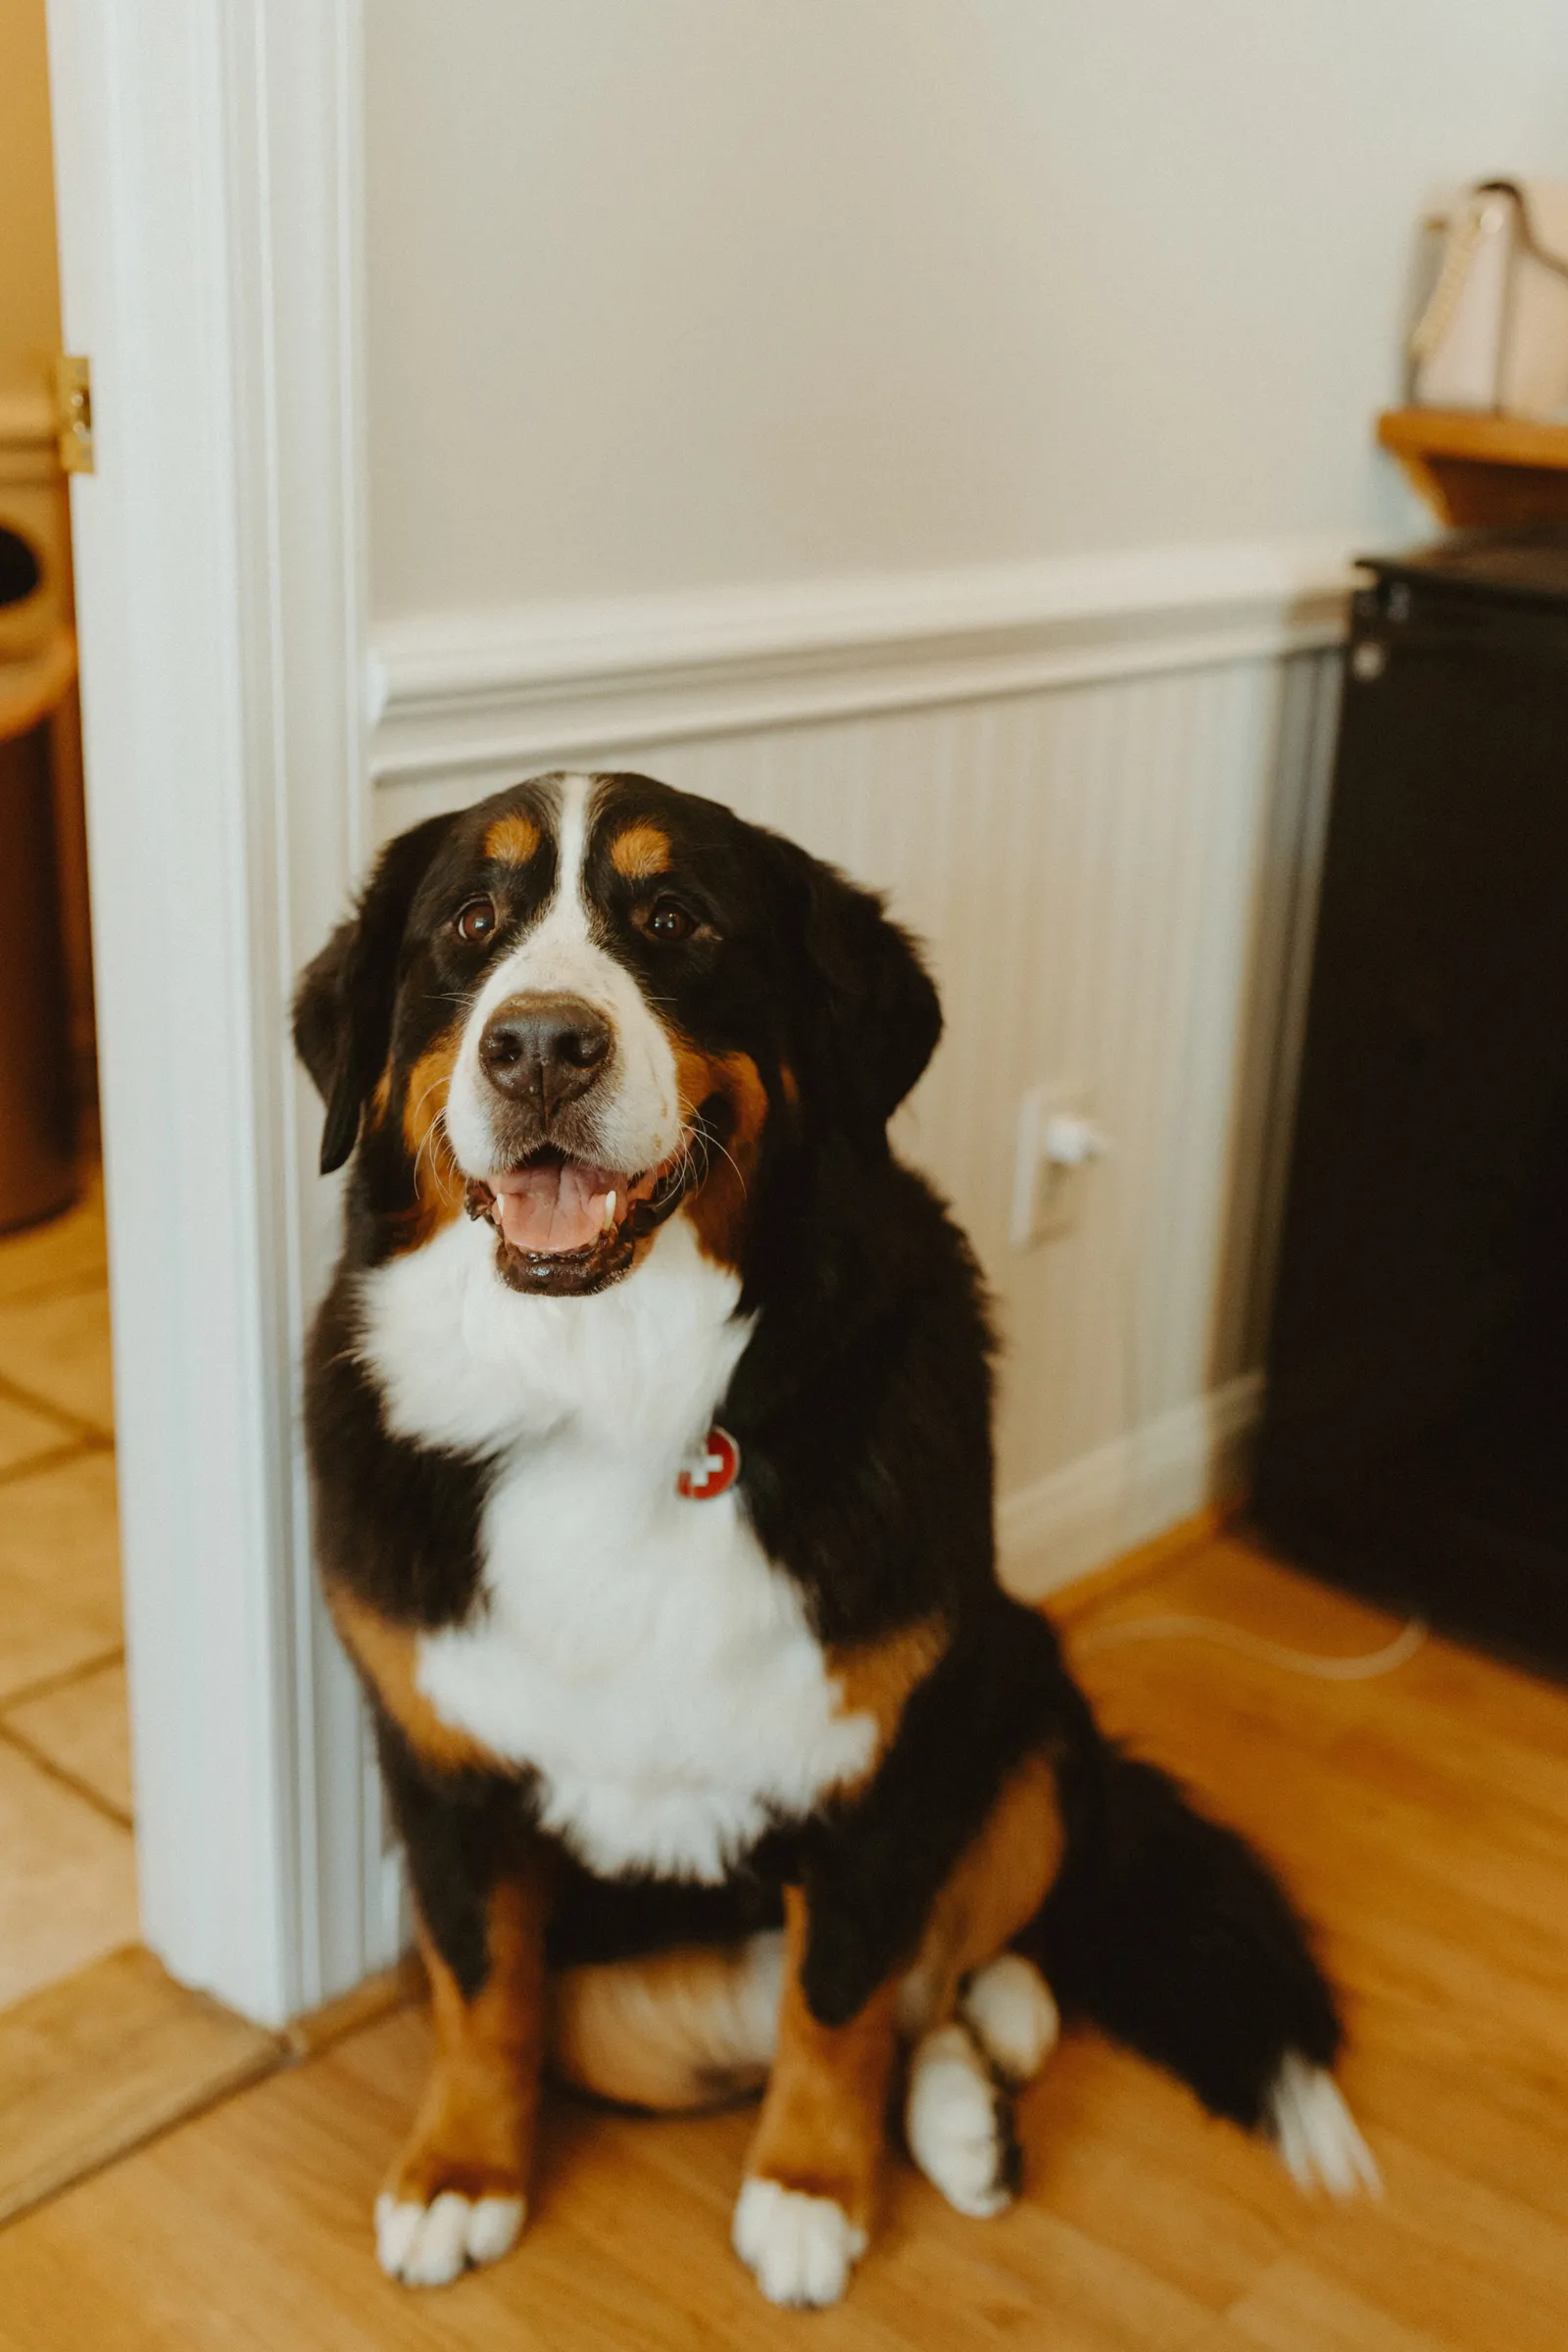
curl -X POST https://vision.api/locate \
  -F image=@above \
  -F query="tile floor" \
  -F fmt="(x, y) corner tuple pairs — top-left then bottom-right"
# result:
(0, 1177), (137, 2010)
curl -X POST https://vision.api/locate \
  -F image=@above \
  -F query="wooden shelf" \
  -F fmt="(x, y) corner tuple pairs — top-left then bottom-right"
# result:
(1378, 407), (1568, 528)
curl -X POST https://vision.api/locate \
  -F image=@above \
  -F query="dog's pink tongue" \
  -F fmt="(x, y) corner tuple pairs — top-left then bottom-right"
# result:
(493, 1161), (610, 1254)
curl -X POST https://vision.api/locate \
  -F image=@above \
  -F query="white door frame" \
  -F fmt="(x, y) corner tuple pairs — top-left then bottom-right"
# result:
(45, 0), (388, 2025)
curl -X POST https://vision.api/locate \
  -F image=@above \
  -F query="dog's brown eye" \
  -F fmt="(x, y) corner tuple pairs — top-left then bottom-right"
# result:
(644, 897), (696, 943)
(454, 896), (497, 945)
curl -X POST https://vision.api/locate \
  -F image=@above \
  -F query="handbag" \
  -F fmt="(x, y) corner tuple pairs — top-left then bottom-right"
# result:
(1408, 178), (1568, 418)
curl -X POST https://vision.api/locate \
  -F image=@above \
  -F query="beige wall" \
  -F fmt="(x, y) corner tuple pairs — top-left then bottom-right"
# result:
(366, 0), (1568, 620)
(0, 0), (61, 408)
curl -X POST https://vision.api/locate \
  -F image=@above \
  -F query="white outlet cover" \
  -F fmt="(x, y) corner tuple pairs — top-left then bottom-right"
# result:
(1010, 1081), (1099, 1250)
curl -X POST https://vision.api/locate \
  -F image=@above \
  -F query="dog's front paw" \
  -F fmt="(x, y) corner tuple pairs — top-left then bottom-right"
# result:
(905, 2022), (1021, 2218)
(732, 2176), (868, 2308)
(374, 2184), (525, 2287)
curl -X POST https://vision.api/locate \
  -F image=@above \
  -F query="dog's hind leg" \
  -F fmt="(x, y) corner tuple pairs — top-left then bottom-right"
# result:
(546, 1930), (1059, 2119)
(895, 1750), (1066, 2217)
(549, 1931), (784, 2111)
(958, 1950), (1061, 2085)
(903, 1955), (1059, 2220)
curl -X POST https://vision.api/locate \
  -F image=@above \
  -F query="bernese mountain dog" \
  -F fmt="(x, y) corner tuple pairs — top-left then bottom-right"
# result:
(293, 769), (1376, 2308)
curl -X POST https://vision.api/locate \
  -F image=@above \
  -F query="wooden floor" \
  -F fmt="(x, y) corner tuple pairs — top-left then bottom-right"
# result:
(0, 1179), (138, 2012)
(0, 1946), (279, 2230)
(4, 1534), (1568, 2350)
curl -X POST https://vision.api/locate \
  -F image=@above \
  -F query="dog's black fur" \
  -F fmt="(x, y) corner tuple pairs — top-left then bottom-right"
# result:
(297, 771), (1341, 2132)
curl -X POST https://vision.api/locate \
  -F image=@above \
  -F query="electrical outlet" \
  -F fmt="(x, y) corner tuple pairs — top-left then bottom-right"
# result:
(1009, 1082), (1106, 1250)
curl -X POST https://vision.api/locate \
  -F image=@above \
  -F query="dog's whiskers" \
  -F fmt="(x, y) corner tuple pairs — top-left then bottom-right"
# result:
(677, 1090), (748, 1198)
(411, 1092), (462, 1208)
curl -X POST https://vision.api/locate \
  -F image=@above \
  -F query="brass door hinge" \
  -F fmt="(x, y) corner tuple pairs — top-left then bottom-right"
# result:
(54, 355), (94, 474)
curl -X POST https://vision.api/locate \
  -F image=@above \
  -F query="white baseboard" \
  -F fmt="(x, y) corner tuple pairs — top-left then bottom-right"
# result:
(998, 1371), (1263, 1602)
(367, 534), (1353, 786)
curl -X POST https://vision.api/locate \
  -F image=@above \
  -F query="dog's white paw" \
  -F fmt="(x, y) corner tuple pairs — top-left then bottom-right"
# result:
(959, 1953), (1059, 2086)
(905, 2022), (1021, 2219)
(1266, 2053), (1382, 2199)
(731, 2175), (867, 2308)
(374, 2188), (525, 2286)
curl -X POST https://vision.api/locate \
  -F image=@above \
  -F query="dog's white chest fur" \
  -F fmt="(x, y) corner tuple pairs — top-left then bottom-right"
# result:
(356, 1216), (874, 1881)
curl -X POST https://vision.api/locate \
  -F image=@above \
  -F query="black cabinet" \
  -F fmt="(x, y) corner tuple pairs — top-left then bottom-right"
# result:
(1253, 534), (1568, 1670)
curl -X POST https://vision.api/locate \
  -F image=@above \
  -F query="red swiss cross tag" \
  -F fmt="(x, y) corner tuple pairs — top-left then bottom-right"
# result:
(676, 1426), (742, 1501)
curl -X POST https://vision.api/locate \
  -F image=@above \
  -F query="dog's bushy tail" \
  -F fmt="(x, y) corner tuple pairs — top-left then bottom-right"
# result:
(1026, 1748), (1342, 2132)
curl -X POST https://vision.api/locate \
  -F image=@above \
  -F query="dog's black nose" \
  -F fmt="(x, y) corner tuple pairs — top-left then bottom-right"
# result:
(478, 993), (613, 1115)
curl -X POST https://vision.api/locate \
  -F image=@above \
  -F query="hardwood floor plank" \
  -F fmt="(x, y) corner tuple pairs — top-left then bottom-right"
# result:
(3, 1658), (134, 1824)
(0, 1742), (138, 2010)
(1298, 2132), (1568, 2352)
(1217, 2263), (1450, 2352)
(0, 1945), (280, 2230)
(1008, 2032), (1312, 2312)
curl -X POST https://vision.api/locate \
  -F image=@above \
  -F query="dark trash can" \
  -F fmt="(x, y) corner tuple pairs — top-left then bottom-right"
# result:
(1253, 529), (1568, 1672)
(0, 595), (78, 1232)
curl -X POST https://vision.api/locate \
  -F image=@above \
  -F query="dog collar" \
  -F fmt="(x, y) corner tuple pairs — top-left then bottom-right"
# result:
(677, 1427), (741, 1501)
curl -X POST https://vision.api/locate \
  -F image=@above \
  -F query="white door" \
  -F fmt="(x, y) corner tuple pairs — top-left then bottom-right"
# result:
(44, 0), (390, 2025)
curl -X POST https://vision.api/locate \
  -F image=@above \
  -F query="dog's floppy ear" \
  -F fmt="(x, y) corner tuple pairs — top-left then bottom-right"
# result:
(292, 813), (454, 1176)
(760, 831), (943, 1137)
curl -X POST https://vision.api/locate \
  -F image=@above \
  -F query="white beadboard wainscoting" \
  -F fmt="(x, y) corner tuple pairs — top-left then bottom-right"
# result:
(367, 542), (1348, 1601)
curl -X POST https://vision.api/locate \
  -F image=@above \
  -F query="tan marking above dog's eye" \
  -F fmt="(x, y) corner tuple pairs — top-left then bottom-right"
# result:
(611, 822), (671, 881)
(483, 811), (540, 865)
(454, 895), (498, 945)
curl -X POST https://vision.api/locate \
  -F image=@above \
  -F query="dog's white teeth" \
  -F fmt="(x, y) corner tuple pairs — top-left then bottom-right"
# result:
(603, 1189), (616, 1232)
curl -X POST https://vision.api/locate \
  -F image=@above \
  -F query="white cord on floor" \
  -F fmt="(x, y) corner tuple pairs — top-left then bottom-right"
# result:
(1072, 1074), (1428, 1691)
(1069, 1612), (1428, 1681)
